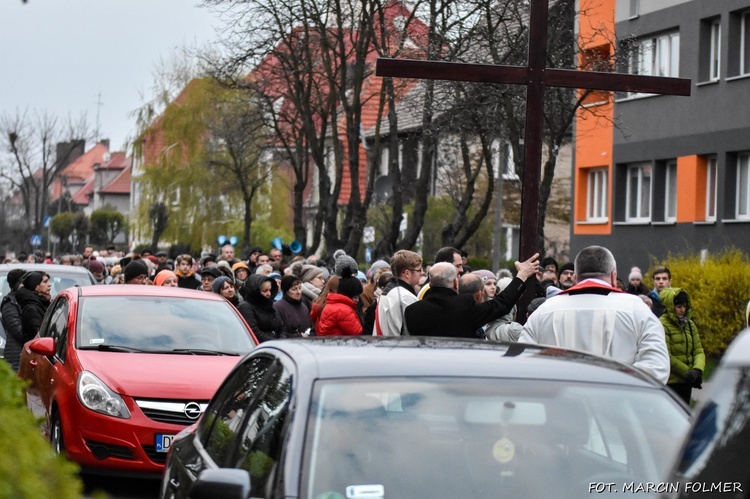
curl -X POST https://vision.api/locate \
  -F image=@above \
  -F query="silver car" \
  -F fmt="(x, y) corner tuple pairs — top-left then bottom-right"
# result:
(0, 263), (95, 356)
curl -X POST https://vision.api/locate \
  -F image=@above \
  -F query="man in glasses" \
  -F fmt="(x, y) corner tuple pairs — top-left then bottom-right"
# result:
(375, 250), (423, 336)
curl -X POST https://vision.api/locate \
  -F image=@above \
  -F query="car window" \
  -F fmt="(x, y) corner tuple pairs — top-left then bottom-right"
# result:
(75, 295), (254, 353)
(233, 364), (292, 496)
(302, 378), (689, 499)
(38, 297), (69, 361)
(200, 357), (277, 466)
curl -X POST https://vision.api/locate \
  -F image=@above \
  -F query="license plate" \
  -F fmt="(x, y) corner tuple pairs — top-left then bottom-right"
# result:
(155, 433), (175, 453)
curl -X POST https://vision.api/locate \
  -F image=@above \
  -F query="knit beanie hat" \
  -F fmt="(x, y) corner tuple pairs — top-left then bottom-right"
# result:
(497, 277), (513, 293)
(124, 260), (149, 283)
(154, 270), (177, 286)
(88, 257), (104, 274)
(232, 261), (250, 273)
(290, 261), (323, 283)
(472, 269), (496, 282)
(281, 275), (301, 294)
(366, 259), (390, 279)
(337, 267), (363, 299)
(334, 249), (358, 277)
(212, 276), (233, 294)
(628, 266), (643, 281)
(22, 271), (45, 291)
(558, 262), (574, 278)
(7, 268), (26, 290)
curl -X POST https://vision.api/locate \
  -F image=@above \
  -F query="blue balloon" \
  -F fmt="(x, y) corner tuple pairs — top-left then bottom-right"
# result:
(217, 235), (227, 245)
(229, 236), (238, 246)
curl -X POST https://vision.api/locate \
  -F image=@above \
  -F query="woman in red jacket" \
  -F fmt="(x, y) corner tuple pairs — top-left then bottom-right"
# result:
(317, 268), (363, 336)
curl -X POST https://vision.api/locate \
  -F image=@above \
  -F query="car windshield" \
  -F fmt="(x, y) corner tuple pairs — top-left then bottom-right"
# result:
(76, 295), (254, 354)
(0, 269), (93, 300)
(303, 378), (689, 499)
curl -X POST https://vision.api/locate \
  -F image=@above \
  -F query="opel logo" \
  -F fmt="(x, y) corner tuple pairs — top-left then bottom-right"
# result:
(184, 402), (202, 420)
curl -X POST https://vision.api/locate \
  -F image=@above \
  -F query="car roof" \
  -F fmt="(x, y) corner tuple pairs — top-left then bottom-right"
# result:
(256, 337), (662, 387)
(73, 284), (225, 300)
(0, 263), (94, 275)
(720, 327), (750, 366)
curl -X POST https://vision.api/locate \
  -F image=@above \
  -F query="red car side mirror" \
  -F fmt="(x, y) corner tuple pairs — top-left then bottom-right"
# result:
(28, 337), (56, 357)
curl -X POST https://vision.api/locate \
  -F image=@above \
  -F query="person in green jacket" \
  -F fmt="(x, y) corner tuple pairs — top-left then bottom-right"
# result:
(659, 287), (705, 405)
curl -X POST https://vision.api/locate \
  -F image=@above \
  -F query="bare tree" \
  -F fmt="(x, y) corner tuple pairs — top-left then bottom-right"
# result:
(0, 110), (89, 240)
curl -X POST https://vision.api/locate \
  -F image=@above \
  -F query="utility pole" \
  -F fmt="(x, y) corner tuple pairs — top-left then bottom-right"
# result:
(95, 92), (104, 142)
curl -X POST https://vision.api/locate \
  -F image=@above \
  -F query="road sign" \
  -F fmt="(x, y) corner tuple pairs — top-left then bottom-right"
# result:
(30, 234), (42, 247)
(43, 216), (52, 229)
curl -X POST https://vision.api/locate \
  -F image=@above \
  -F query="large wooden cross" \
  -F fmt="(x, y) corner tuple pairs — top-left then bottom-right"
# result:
(376, 0), (690, 265)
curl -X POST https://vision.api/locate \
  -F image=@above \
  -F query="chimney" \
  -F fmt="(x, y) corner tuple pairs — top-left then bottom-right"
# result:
(98, 138), (110, 150)
(56, 140), (85, 169)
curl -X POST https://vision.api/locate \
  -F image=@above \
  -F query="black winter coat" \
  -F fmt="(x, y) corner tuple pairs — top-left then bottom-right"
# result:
(14, 287), (50, 364)
(1, 291), (24, 372)
(404, 278), (526, 338)
(238, 274), (288, 343)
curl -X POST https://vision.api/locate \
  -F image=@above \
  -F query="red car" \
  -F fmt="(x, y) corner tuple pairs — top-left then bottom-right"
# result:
(18, 285), (258, 477)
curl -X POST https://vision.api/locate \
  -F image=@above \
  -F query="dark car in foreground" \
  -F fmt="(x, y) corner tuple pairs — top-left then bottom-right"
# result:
(660, 328), (750, 498)
(18, 285), (258, 477)
(161, 337), (690, 499)
(0, 263), (96, 356)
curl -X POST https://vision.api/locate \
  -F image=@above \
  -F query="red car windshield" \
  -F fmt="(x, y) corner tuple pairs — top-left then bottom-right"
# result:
(76, 295), (254, 355)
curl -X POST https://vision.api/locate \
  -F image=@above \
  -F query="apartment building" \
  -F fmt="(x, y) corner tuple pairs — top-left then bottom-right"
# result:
(572, 0), (750, 269)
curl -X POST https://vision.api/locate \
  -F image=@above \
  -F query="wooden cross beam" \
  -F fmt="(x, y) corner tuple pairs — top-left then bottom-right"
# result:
(375, 0), (691, 264)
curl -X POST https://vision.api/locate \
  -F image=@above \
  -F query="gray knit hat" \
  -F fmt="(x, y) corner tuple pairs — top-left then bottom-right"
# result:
(212, 275), (233, 294)
(290, 261), (324, 283)
(334, 249), (358, 277)
(367, 259), (390, 279)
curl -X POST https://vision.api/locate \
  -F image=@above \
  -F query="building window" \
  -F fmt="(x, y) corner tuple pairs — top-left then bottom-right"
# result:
(586, 168), (608, 222)
(736, 153), (750, 219)
(743, 11), (750, 75)
(626, 163), (652, 222)
(700, 17), (722, 82)
(728, 10), (750, 77)
(629, 0), (639, 18)
(502, 226), (520, 261)
(627, 31), (680, 95)
(706, 156), (718, 221)
(664, 160), (677, 222)
(710, 20), (722, 81)
(492, 140), (519, 181)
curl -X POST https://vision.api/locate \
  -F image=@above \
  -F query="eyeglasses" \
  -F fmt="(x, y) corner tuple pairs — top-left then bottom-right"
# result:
(409, 268), (423, 273)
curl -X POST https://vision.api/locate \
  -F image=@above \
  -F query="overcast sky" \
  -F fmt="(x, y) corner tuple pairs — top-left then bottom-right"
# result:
(0, 0), (222, 152)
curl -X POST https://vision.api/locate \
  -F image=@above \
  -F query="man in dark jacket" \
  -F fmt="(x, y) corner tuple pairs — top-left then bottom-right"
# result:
(404, 254), (539, 338)
(2, 269), (27, 372)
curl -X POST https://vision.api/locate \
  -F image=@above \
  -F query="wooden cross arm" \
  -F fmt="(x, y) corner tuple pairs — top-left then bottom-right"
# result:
(376, 58), (691, 96)
(376, 58), (527, 85)
(545, 68), (691, 96)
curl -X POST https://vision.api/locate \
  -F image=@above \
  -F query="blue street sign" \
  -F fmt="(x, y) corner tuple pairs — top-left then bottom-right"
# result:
(30, 234), (42, 247)
(43, 216), (52, 229)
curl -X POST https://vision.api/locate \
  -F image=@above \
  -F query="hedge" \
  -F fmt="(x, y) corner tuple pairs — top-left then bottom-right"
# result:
(646, 248), (750, 357)
(0, 361), (82, 498)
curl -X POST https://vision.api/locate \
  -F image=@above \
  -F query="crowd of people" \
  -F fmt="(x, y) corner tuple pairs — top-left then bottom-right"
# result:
(1, 242), (706, 403)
